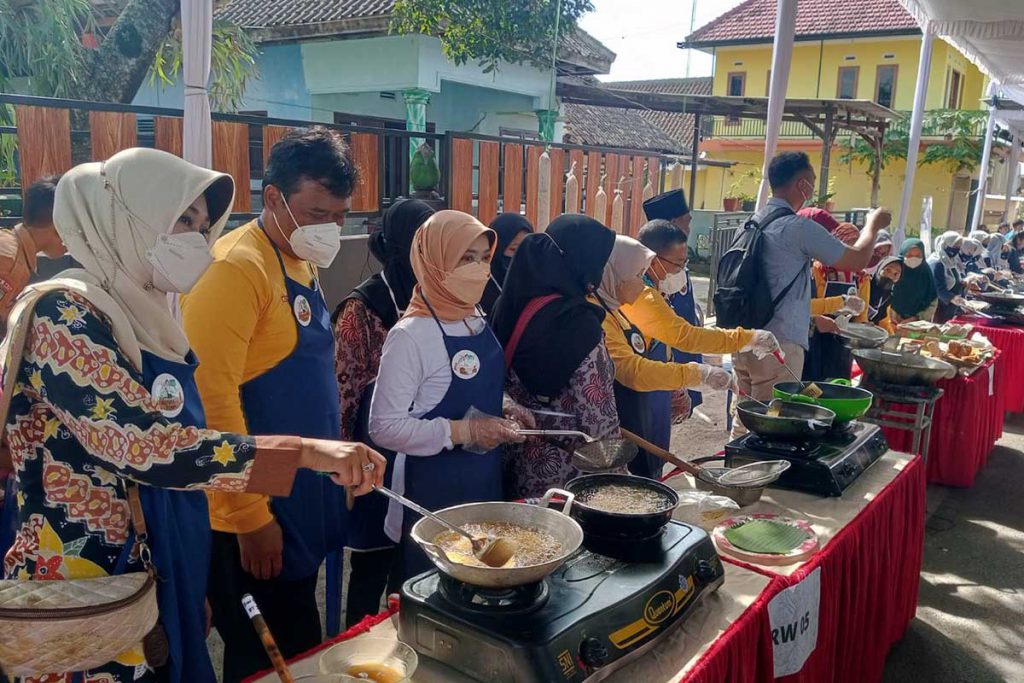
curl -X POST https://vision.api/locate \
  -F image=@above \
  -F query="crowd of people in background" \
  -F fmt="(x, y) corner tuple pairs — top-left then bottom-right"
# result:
(0, 133), (1022, 683)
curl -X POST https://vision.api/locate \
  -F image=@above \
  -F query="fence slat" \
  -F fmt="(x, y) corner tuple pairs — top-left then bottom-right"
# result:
(628, 156), (645, 237)
(604, 155), (620, 225)
(548, 148), (565, 222)
(263, 125), (292, 168)
(350, 132), (380, 213)
(478, 141), (500, 223)
(14, 106), (72, 196)
(502, 144), (523, 215)
(568, 150), (585, 214)
(450, 138), (474, 214)
(647, 156), (661, 198)
(585, 152), (603, 219)
(154, 116), (183, 157)
(212, 121), (251, 212)
(525, 145), (542, 227)
(89, 111), (137, 161)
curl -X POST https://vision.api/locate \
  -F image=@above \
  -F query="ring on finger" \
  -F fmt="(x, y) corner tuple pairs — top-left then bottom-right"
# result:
(362, 462), (375, 472)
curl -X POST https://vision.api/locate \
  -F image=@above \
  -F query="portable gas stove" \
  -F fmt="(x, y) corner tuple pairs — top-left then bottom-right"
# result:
(725, 421), (888, 496)
(398, 521), (724, 683)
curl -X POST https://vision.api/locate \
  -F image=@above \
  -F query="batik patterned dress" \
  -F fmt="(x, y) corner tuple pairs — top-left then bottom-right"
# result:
(503, 343), (620, 499)
(3, 291), (264, 683)
(334, 298), (388, 441)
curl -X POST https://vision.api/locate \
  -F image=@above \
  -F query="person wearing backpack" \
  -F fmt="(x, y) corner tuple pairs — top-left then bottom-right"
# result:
(715, 152), (890, 436)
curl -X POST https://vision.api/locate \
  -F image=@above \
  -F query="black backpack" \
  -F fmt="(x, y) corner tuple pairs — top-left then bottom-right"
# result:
(713, 205), (802, 329)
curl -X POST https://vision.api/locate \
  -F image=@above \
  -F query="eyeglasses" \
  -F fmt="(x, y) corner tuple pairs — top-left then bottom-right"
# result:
(657, 255), (687, 270)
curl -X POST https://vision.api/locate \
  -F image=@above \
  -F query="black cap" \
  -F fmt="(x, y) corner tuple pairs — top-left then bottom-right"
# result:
(643, 189), (689, 221)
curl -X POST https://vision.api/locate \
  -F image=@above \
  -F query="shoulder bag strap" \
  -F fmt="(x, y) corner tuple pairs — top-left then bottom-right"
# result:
(504, 294), (562, 368)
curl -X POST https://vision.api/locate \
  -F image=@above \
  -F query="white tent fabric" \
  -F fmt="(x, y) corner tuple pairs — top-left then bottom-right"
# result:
(181, 0), (213, 168)
(897, 0), (1024, 85)
(756, 0), (797, 209)
(894, 23), (936, 247)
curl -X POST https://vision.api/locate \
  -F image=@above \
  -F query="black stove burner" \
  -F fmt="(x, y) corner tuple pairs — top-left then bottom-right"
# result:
(725, 421), (888, 497)
(743, 434), (824, 459)
(582, 528), (666, 561)
(399, 521), (725, 683)
(438, 573), (549, 614)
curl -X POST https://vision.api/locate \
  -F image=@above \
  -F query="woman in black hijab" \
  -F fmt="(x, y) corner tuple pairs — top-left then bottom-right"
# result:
(492, 214), (620, 498)
(480, 213), (533, 315)
(333, 198), (432, 626)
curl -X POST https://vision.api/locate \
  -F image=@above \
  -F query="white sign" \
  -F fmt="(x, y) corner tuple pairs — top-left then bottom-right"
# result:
(767, 567), (821, 677)
(920, 196), (934, 256)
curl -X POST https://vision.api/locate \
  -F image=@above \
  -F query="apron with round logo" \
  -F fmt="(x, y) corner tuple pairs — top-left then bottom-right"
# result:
(397, 305), (504, 580)
(239, 240), (346, 581)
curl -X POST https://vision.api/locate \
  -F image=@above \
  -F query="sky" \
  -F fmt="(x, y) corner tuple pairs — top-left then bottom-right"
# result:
(578, 0), (747, 82)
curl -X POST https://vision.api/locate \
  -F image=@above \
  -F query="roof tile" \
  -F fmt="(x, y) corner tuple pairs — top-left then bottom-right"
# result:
(685, 0), (919, 46)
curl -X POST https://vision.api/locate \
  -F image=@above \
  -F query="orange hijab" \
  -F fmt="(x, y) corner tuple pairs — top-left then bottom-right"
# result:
(405, 210), (496, 321)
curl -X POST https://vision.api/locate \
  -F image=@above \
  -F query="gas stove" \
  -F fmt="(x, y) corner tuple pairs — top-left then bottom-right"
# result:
(398, 521), (724, 683)
(725, 421), (888, 497)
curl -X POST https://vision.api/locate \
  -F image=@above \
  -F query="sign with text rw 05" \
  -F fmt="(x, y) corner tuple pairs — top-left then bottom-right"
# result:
(767, 568), (821, 677)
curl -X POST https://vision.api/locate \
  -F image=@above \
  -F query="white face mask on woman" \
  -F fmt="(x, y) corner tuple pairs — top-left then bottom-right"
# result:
(273, 195), (342, 268)
(147, 232), (213, 293)
(904, 256), (924, 269)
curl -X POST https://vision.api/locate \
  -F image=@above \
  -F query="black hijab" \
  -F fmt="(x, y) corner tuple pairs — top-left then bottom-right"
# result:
(345, 199), (434, 329)
(480, 213), (533, 315)
(492, 214), (615, 401)
(869, 255), (903, 325)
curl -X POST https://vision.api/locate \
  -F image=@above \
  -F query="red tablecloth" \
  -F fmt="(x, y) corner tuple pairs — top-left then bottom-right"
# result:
(880, 355), (1004, 487)
(721, 455), (926, 683)
(955, 315), (1024, 413)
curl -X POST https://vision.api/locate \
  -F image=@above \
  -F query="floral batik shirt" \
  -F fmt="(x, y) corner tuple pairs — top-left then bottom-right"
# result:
(3, 291), (285, 683)
(503, 342), (621, 499)
(334, 298), (388, 441)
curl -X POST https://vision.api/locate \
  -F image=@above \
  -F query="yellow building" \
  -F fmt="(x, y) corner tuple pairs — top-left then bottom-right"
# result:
(681, 0), (1000, 231)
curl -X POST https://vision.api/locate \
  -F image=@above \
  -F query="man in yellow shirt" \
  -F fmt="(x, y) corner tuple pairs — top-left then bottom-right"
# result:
(182, 128), (358, 681)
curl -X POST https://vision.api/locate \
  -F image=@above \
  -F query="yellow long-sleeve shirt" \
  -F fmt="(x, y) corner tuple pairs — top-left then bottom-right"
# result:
(181, 220), (317, 534)
(810, 267), (871, 322)
(600, 285), (754, 392)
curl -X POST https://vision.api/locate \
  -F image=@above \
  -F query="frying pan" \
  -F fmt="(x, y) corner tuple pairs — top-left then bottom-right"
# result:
(974, 291), (1024, 308)
(540, 473), (679, 539)
(735, 400), (835, 441)
(772, 379), (873, 423)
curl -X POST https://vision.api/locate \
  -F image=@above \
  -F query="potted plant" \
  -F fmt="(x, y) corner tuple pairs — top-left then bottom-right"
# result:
(812, 176), (837, 211)
(723, 196), (741, 212)
(726, 168), (761, 212)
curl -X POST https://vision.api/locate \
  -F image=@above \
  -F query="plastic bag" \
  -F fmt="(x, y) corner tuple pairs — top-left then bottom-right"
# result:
(673, 490), (741, 530)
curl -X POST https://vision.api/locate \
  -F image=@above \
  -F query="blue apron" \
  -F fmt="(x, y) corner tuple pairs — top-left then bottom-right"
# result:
(667, 271), (703, 413)
(239, 239), (346, 581)
(116, 351), (214, 682)
(608, 306), (667, 480)
(399, 306), (504, 580)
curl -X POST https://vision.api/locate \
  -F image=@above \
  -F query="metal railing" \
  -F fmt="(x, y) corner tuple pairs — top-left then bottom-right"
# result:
(707, 109), (988, 142)
(709, 117), (816, 140)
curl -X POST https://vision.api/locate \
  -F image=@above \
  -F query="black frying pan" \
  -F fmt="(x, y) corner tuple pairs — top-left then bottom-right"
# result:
(735, 400), (835, 441)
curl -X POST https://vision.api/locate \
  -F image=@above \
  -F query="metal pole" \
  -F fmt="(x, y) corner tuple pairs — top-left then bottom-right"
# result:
(757, 0), (797, 208)
(897, 22), (935, 242)
(1003, 135), (1020, 222)
(972, 107), (998, 231)
(818, 109), (834, 200)
(690, 113), (701, 208)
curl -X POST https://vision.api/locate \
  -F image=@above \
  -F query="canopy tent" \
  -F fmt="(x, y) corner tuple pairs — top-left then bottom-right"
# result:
(894, 0), (1024, 237)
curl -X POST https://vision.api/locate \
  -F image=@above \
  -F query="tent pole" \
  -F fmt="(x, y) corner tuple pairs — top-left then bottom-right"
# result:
(757, 0), (797, 209)
(896, 22), (934, 245)
(972, 105), (998, 231)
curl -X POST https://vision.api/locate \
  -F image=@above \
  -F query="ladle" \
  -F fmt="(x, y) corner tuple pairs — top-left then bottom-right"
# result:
(372, 485), (516, 568)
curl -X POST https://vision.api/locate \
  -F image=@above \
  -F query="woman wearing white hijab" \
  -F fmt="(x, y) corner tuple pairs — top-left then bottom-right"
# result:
(928, 230), (966, 323)
(0, 149), (384, 682)
(594, 235), (733, 477)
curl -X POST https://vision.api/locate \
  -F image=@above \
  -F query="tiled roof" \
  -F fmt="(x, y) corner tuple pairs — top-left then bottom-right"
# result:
(562, 103), (687, 154)
(598, 78), (713, 150)
(684, 0), (920, 47)
(216, 0), (393, 26)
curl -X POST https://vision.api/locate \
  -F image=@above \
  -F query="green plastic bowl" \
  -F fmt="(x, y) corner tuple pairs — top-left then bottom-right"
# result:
(771, 378), (873, 423)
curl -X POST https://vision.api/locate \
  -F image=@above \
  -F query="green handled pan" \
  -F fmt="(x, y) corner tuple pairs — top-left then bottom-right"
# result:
(771, 378), (873, 423)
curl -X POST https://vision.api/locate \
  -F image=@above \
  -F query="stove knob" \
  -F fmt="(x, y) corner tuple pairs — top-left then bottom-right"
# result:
(696, 559), (719, 583)
(579, 637), (609, 668)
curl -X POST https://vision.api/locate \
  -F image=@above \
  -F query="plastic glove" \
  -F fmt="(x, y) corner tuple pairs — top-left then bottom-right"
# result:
(697, 364), (735, 392)
(951, 296), (968, 308)
(502, 395), (537, 430)
(740, 329), (781, 360)
(450, 417), (525, 453)
(843, 295), (866, 316)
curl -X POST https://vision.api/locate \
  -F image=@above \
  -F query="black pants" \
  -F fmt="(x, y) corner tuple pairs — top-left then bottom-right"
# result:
(345, 547), (396, 628)
(207, 531), (322, 683)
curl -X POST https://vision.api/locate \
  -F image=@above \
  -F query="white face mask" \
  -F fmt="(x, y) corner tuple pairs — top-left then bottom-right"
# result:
(659, 269), (687, 295)
(147, 232), (213, 293)
(904, 256), (924, 269)
(274, 196), (341, 268)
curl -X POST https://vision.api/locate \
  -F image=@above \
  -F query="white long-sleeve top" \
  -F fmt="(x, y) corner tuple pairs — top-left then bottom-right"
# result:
(368, 313), (489, 540)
